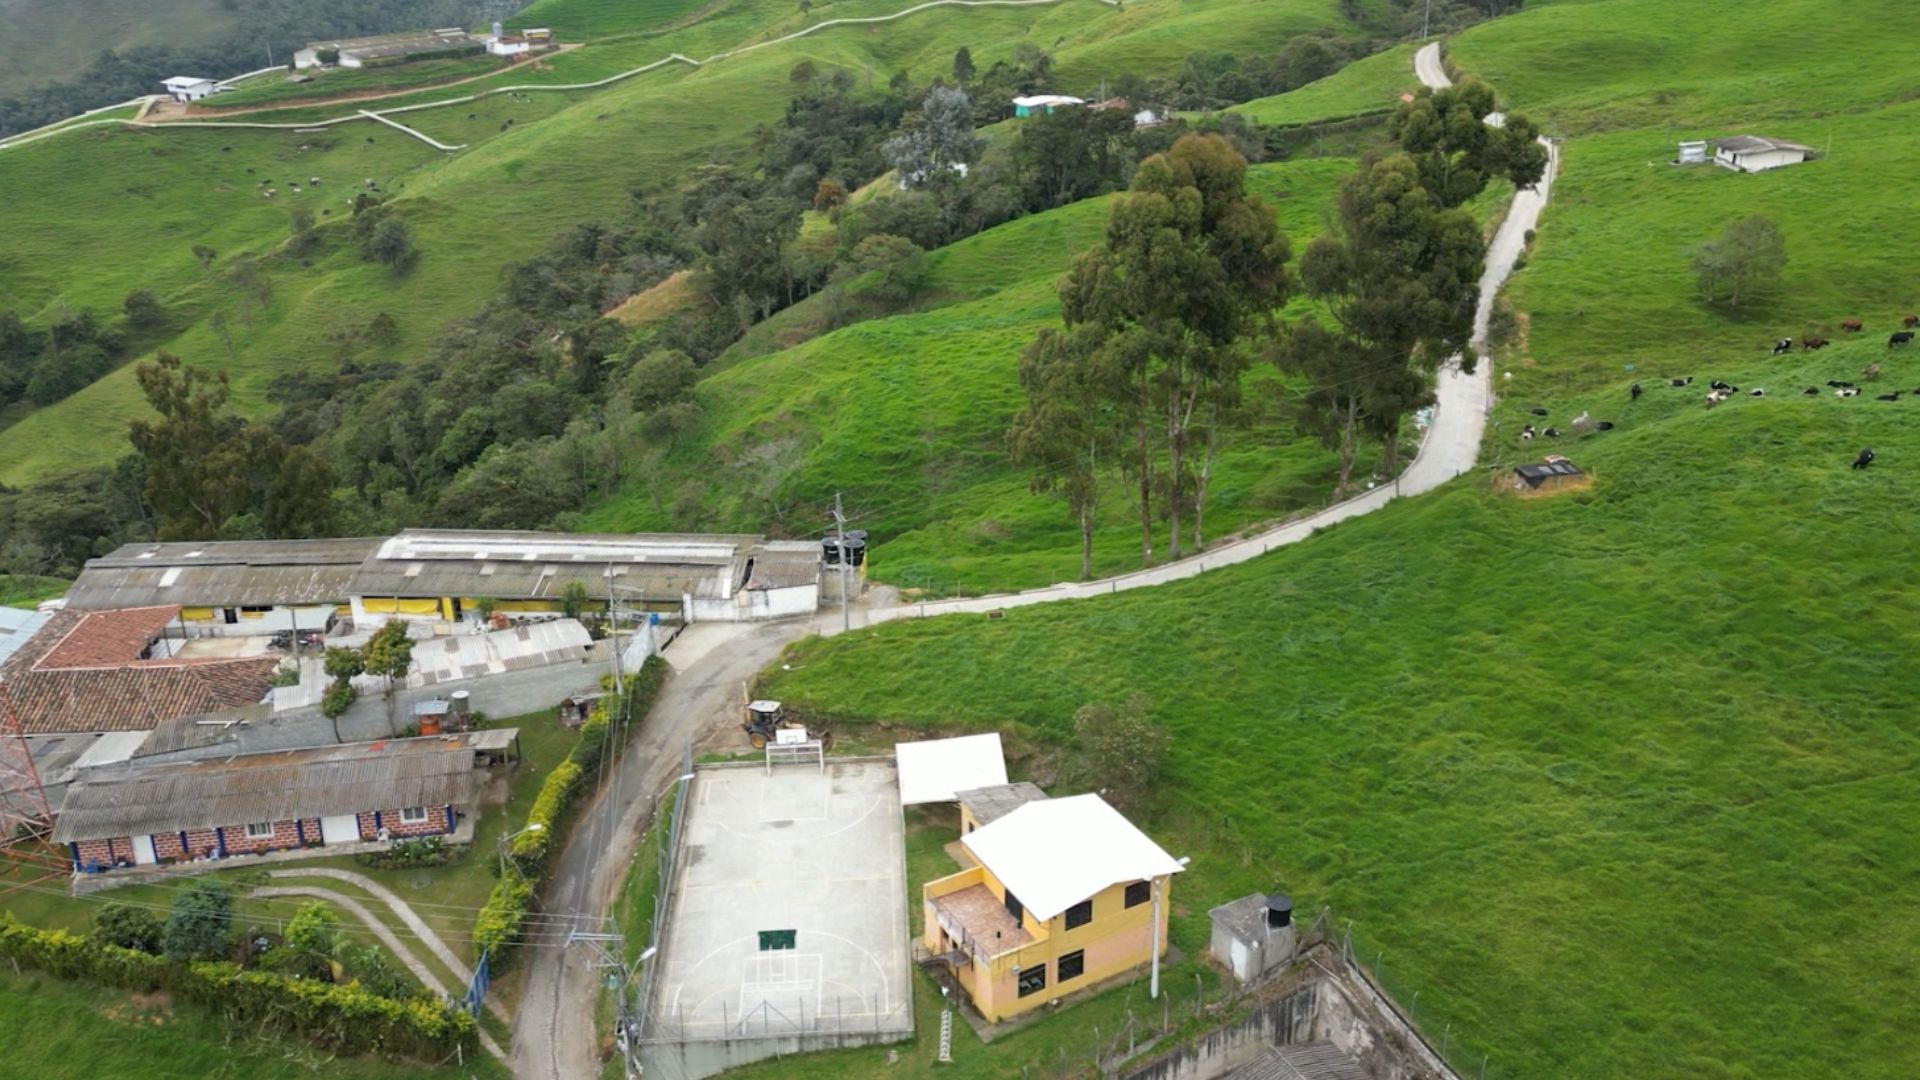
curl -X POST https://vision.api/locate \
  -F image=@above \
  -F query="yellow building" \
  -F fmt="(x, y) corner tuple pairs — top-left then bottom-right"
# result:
(923, 793), (1185, 1022)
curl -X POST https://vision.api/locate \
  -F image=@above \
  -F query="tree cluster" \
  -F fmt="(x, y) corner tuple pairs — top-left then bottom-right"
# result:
(0, 308), (129, 409)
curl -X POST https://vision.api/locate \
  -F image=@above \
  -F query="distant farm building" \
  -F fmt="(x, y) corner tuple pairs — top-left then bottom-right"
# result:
(1012, 94), (1085, 117)
(485, 23), (555, 58)
(160, 76), (216, 102)
(1714, 135), (1814, 173)
(293, 29), (487, 69)
(1676, 140), (1708, 164)
(1508, 456), (1589, 497)
(1090, 97), (1165, 128)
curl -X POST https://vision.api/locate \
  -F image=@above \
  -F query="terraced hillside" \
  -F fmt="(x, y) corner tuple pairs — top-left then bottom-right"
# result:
(752, 1), (1920, 1077)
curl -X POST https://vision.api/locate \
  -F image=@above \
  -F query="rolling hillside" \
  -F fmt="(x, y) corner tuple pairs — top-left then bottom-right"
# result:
(0, 0), (1381, 485)
(749, 1), (1920, 1077)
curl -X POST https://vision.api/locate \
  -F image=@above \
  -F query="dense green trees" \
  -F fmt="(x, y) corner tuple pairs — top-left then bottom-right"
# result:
(1017, 134), (1290, 567)
(1693, 214), (1786, 309)
(162, 881), (233, 962)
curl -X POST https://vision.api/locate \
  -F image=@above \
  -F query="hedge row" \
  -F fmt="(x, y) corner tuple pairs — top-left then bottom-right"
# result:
(0, 918), (475, 1060)
(473, 655), (669, 965)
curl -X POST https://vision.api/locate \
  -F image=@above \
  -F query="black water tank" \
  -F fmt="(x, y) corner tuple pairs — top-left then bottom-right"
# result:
(1265, 894), (1293, 929)
(845, 529), (868, 543)
(821, 538), (841, 565)
(843, 537), (867, 567)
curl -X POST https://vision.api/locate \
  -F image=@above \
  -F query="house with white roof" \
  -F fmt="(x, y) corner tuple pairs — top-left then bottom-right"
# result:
(1714, 135), (1815, 173)
(922, 792), (1185, 1021)
(160, 76), (216, 103)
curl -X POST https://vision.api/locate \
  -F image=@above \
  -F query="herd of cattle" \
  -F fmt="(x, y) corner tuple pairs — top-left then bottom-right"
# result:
(1519, 316), (1920, 469)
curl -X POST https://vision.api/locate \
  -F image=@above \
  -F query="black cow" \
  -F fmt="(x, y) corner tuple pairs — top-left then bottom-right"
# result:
(1630, 382), (1643, 402)
(1772, 338), (1793, 355)
(1596, 421), (1615, 431)
(1891, 331), (1916, 348)
(1853, 448), (1875, 470)
(1669, 376), (1693, 387)
(1878, 392), (1903, 402)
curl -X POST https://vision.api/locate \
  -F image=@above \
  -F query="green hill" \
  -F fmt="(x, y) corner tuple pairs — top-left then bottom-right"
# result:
(0, 0), (236, 97)
(763, 344), (1920, 1078)
(747, 1), (1920, 1077)
(0, 0), (1379, 485)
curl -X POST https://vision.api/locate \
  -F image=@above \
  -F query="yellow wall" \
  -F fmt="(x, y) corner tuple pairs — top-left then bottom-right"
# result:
(180, 607), (216, 622)
(924, 864), (1169, 1023)
(360, 596), (444, 616)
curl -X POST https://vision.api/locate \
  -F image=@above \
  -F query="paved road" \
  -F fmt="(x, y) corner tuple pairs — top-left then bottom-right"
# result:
(510, 621), (810, 1080)
(505, 44), (1560, 1078)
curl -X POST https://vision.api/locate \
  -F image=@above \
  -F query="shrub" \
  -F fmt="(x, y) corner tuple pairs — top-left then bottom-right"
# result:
(163, 880), (233, 962)
(93, 903), (163, 954)
(355, 835), (454, 870)
(321, 679), (357, 718)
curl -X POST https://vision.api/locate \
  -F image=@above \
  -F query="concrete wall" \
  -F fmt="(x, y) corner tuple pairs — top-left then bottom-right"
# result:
(1118, 948), (1459, 1080)
(70, 807), (450, 873)
(639, 1027), (910, 1080)
(178, 604), (338, 637)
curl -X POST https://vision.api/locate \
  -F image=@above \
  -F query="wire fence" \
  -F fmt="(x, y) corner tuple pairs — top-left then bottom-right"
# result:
(627, 743), (694, 1047)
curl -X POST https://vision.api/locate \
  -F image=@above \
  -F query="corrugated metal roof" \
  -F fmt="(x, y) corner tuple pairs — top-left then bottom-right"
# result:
(68, 538), (382, 610)
(52, 729), (515, 841)
(955, 782), (1049, 826)
(350, 529), (756, 603)
(0, 607), (51, 667)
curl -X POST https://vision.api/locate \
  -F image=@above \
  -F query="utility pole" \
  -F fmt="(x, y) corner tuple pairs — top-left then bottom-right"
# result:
(1422, 0), (1433, 39)
(606, 564), (624, 698)
(832, 492), (850, 633)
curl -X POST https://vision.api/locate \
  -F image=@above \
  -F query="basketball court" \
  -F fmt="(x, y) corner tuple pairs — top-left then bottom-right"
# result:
(646, 758), (912, 1054)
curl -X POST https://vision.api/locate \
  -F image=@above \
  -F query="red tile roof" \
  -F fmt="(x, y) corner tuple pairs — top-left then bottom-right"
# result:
(0, 607), (277, 735)
(36, 605), (181, 668)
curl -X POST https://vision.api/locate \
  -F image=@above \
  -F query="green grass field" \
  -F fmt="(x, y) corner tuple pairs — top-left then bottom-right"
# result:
(763, 374), (1920, 1078)
(0, 968), (508, 1080)
(0, 0), (1370, 485)
(1232, 41), (1419, 126)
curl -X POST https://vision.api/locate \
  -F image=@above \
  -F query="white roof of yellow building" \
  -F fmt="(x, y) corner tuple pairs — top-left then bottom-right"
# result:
(894, 732), (1007, 805)
(961, 793), (1184, 920)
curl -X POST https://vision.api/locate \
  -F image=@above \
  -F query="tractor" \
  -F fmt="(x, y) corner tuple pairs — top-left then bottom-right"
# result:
(742, 698), (829, 749)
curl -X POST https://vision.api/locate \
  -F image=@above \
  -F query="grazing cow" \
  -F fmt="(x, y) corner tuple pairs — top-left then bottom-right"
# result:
(1520, 424), (1535, 441)
(1772, 338), (1793, 355)
(1803, 336), (1828, 350)
(1863, 363), (1882, 381)
(1669, 376), (1693, 387)
(1710, 379), (1732, 392)
(1596, 421), (1615, 431)
(1529, 407), (1548, 416)
(1853, 448), (1875, 470)
(1905, 315), (1919, 328)
(310, 176), (321, 184)
(1804, 387), (1820, 395)
(1842, 319), (1864, 333)
(1749, 388), (1765, 397)
(1544, 427), (1561, 438)
(1837, 387), (1861, 398)
(1891, 331), (1916, 348)
(1878, 391), (1903, 402)
(1827, 380), (1855, 388)
(1704, 390), (1727, 408)
(1630, 382), (1643, 402)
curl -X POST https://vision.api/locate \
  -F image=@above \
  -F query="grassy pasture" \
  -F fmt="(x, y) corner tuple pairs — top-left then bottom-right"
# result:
(0, 0), (1362, 483)
(205, 56), (508, 109)
(1232, 42), (1419, 126)
(763, 381), (1920, 1079)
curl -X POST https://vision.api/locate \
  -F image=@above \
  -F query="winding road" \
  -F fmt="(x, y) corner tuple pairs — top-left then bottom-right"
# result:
(507, 42), (1557, 1078)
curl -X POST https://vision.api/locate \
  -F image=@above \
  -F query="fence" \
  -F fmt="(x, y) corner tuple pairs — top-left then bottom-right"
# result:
(627, 742), (695, 1048)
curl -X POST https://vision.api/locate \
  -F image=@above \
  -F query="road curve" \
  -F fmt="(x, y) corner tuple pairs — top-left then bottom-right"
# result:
(814, 45), (1555, 632)
(506, 44), (1558, 1079)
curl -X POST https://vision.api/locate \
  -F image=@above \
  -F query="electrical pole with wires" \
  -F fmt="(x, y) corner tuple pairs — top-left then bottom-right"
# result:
(832, 492), (851, 632)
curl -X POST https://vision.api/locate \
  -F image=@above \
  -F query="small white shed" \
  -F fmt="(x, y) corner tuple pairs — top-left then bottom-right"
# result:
(160, 76), (216, 103)
(1714, 135), (1814, 173)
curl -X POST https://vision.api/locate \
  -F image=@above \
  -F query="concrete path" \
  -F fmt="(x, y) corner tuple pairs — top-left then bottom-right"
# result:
(250, 883), (507, 1061)
(262, 866), (512, 1024)
(805, 46), (1557, 634)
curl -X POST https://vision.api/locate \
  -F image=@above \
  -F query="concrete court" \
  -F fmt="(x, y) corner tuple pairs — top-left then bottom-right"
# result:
(650, 758), (912, 1043)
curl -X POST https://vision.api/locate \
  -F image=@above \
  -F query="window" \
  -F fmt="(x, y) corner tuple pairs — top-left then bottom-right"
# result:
(244, 822), (274, 840)
(1003, 891), (1024, 924)
(1057, 950), (1085, 982)
(1125, 880), (1151, 909)
(1017, 965), (1047, 998)
(758, 929), (797, 951)
(1064, 899), (1093, 930)
(399, 807), (430, 825)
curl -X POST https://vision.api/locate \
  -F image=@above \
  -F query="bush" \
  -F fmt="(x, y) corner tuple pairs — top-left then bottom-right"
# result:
(93, 903), (163, 954)
(163, 880), (233, 962)
(475, 655), (670, 964)
(321, 679), (357, 718)
(355, 835), (455, 870)
(0, 917), (474, 1060)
